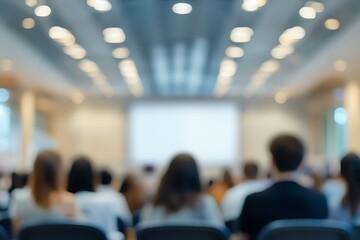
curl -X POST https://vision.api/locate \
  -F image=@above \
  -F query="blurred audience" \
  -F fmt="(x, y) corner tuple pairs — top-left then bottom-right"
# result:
(221, 162), (268, 229)
(119, 174), (145, 215)
(207, 169), (234, 205)
(331, 153), (360, 221)
(8, 172), (29, 194)
(0, 172), (10, 210)
(97, 169), (132, 226)
(322, 174), (346, 210)
(239, 134), (328, 240)
(139, 153), (223, 225)
(10, 151), (79, 233)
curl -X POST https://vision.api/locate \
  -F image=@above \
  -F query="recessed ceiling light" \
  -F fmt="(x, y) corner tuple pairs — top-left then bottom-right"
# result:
(172, 3), (192, 15)
(305, 1), (324, 13)
(25, 0), (37, 7)
(334, 60), (347, 72)
(225, 46), (244, 58)
(325, 19), (340, 30)
(219, 59), (237, 77)
(242, 0), (267, 12)
(88, 0), (112, 12)
(22, 18), (35, 29)
(230, 27), (254, 43)
(103, 28), (126, 44)
(0, 59), (14, 72)
(275, 91), (288, 104)
(260, 59), (280, 73)
(119, 59), (139, 77)
(71, 92), (84, 104)
(34, 5), (51, 17)
(219, 66), (237, 77)
(90, 0), (112, 12)
(79, 59), (99, 73)
(112, 48), (129, 59)
(49, 26), (76, 46)
(299, 6), (316, 19)
(271, 45), (294, 59)
(64, 44), (87, 59)
(279, 26), (306, 46)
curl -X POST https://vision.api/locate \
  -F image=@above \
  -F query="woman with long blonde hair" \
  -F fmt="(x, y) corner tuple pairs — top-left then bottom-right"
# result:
(11, 151), (79, 233)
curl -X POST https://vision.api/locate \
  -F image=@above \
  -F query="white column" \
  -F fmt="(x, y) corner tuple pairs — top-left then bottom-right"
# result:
(20, 91), (35, 171)
(344, 80), (360, 154)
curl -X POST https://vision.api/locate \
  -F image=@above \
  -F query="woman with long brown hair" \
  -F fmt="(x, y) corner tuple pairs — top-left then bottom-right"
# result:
(331, 153), (360, 220)
(139, 153), (223, 224)
(11, 151), (79, 232)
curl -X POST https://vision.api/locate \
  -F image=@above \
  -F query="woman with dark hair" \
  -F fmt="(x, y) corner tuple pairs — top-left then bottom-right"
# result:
(68, 156), (95, 193)
(139, 153), (223, 224)
(331, 153), (360, 220)
(10, 151), (79, 233)
(68, 157), (123, 240)
(119, 174), (145, 215)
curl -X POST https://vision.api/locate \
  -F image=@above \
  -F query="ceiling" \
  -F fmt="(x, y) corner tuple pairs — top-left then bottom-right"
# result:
(0, 0), (359, 100)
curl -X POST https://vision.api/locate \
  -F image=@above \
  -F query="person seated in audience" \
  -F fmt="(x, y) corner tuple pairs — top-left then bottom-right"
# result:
(139, 153), (223, 225)
(322, 173), (345, 210)
(119, 174), (145, 216)
(10, 151), (79, 233)
(207, 169), (234, 205)
(0, 171), (10, 210)
(239, 134), (328, 240)
(8, 172), (29, 194)
(68, 157), (122, 240)
(97, 169), (132, 226)
(221, 162), (268, 231)
(331, 153), (360, 220)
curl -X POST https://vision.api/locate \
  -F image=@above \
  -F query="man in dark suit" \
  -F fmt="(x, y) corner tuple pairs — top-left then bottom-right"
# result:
(239, 134), (328, 240)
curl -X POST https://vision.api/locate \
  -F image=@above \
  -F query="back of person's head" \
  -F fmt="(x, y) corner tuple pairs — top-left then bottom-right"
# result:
(243, 162), (259, 179)
(9, 172), (29, 193)
(340, 153), (360, 216)
(30, 150), (64, 209)
(223, 169), (234, 188)
(100, 169), (112, 185)
(269, 134), (305, 173)
(68, 156), (94, 193)
(154, 153), (202, 212)
(120, 175), (136, 194)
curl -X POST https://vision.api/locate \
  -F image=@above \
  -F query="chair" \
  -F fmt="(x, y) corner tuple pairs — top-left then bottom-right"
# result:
(257, 219), (356, 240)
(136, 222), (230, 240)
(352, 220), (360, 240)
(0, 211), (11, 239)
(18, 219), (107, 240)
(0, 225), (8, 240)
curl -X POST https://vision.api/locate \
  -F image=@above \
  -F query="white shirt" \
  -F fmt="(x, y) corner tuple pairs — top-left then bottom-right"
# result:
(221, 179), (269, 221)
(9, 188), (68, 225)
(76, 191), (125, 240)
(0, 189), (9, 210)
(96, 185), (132, 225)
(322, 179), (346, 209)
(140, 194), (223, 225)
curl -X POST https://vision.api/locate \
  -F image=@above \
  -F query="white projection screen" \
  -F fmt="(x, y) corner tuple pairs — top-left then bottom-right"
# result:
(128, 102), (239, 167)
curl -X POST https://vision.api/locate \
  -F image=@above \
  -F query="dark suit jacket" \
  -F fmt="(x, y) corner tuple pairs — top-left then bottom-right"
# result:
(239, 181), (328, 240)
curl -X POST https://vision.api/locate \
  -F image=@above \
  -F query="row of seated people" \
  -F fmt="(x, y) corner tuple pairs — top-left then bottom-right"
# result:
(0, 134), (359, 240)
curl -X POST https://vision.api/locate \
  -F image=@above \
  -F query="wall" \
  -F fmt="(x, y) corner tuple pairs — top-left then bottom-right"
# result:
(49, 101), (127, 174)
(47, 98), (323, 179)
(240, 98), (322, 172)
